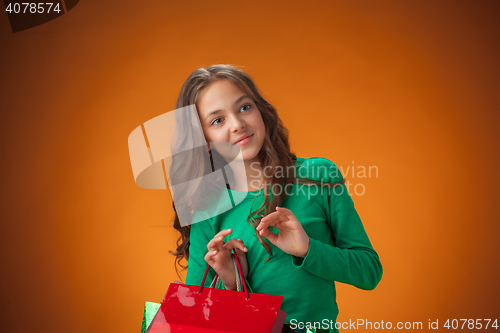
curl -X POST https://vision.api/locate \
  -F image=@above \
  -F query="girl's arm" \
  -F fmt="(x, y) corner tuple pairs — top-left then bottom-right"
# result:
(184, 218), (216, 287)
(291, 161), (383, 291)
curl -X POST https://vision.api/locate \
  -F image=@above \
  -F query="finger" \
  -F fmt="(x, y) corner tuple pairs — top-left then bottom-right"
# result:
(258, 211), (281, 225)
(261, 206), (291, 219)
(233, 247), (247, 264)
(204, 249), (218, 264)
(207, 235), (225, 252)
(222, 238), (244, 249)
(214, 228), (233, 238)
(257, 215), (285, 232)
(223, 239), (247, 252)
(207, 228), (233, 251)
(274, 207), (299, 229)
(233, 248), (249, 277)
(276, 206), (295, 216)
(259, 210), (289, 225)
(224, 240), (247, 253)
(259, 226), (278, 244)
(257, 214), (277, 230)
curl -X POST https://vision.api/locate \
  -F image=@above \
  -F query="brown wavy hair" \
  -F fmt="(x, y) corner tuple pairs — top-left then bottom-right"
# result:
(169, 64), (345, 277)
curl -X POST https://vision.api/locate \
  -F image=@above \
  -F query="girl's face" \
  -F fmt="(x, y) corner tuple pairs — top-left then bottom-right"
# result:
(197, 79), (266, 164)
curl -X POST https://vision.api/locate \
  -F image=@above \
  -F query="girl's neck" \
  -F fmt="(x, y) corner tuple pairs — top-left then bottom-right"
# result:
(229, 158), (264, 192)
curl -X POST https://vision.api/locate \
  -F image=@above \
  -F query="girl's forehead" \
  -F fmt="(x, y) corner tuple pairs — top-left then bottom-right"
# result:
(197, 80), (248, 114)
(201, 80), (244, 100)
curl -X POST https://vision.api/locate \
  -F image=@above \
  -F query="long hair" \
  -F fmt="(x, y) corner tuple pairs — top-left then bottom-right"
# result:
(169, 64), (345, 276)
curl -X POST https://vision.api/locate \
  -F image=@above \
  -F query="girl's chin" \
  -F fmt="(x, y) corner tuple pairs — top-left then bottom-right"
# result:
(233, 146), (262, 164)
(242, 154), (260, 164)
(235, 152), (255, 160)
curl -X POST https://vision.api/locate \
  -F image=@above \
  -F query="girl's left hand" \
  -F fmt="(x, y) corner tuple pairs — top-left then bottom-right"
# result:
(256, 207), (310, 258)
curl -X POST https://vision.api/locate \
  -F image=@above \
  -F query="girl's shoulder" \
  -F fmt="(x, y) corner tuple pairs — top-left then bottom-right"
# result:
(295, 156), (344, 183)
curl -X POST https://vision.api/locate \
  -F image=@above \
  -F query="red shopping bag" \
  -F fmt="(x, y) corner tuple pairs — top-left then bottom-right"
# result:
(146, 252), (286, 333)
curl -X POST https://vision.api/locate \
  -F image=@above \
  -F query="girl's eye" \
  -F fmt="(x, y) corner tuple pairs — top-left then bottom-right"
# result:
(240, 103), (252, 112)
(211, 117), (223, 126)
(210, 104), (252, 126)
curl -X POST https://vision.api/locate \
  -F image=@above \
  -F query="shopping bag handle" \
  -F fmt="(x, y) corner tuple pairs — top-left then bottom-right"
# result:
(198, 250), (250, 300)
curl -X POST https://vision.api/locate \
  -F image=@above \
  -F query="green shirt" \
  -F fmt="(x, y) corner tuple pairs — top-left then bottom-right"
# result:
(185, 157), (383, 330)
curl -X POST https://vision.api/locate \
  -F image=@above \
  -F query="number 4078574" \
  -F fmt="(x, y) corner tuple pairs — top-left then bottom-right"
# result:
(443, 319), (498, 330)
(5, 3), (62, 14)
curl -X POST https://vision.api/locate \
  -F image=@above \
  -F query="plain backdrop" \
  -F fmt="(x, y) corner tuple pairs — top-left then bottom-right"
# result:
(1, 0), (499, 332)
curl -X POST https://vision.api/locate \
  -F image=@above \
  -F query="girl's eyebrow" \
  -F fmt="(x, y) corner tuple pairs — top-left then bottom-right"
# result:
(204, 95), (250, 121)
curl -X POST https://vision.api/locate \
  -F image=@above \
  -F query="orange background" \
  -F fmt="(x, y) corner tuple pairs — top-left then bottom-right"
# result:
(1, 0), (499, 332)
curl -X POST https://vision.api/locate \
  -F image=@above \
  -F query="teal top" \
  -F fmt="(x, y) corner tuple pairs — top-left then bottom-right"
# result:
(185, 157), (383, 330)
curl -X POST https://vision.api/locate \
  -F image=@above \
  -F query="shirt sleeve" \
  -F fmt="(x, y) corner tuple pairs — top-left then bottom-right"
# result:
(291, 160), (383, 291)
(184, 217), (216, 287)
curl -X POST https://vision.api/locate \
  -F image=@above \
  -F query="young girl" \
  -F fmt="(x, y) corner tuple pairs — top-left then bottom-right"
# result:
(169, 64), (383, 333)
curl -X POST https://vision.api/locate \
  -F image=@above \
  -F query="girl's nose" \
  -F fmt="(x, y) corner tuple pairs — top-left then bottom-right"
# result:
(229, 114), (246, 132)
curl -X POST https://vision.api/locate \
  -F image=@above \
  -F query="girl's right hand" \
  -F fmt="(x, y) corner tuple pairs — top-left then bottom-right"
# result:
(204, 228), (248, 291)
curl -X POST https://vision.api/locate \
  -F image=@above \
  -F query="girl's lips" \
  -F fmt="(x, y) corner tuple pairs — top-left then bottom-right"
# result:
(235, 134), (253, 146)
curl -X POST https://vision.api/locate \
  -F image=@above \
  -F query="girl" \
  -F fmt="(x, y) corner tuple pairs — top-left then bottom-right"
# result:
(169, 64), (383, 333)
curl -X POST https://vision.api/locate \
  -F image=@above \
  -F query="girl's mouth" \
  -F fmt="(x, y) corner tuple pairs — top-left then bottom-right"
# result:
(235, 134), (254, 146)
